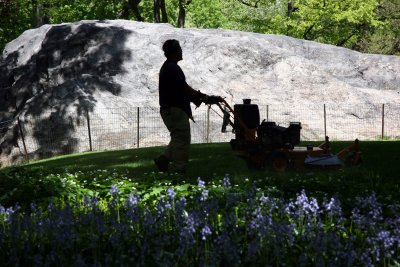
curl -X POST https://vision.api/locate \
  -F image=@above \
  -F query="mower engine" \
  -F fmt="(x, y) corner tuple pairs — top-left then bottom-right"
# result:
(231, 99), (301, 151)
(257, 121), (302, 150)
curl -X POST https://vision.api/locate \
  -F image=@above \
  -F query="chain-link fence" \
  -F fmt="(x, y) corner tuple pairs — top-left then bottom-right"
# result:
(2, 103), (399, 164)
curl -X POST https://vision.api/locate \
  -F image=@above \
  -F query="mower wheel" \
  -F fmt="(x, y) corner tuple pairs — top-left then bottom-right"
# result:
(267, 152), (289, 172)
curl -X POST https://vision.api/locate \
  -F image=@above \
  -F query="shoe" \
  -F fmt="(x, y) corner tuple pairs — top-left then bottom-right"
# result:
(154, 155), (169, 172)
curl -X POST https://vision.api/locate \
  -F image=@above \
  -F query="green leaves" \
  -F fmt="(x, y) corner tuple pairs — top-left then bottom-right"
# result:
(0, 0), (397, 55)
(280, 0), (382, 47)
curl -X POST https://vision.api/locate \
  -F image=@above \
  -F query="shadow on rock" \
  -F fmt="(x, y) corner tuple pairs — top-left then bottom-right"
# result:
(0, 22), (133, 163)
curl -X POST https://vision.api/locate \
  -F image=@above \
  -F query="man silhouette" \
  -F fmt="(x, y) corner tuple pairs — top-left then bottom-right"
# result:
(154, 39), (220, 173)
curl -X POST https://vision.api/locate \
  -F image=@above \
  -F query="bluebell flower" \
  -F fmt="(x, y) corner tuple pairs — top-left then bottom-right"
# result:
(91, 195), (99, 207)
(223, 175), (231, 188)
(360, 251), (374, 267)
(186, 213), (196, 234)
(47, 201), (54, 213)
(294, 189), (320, 217)
(30, 202), (38, 214)
(126, 193), (139, 208)
(175, 197), (187, 223)
(377, 230), (395, 257)
(83, 194), (91, 207)
(179, 212), (197, 246)
(110, 184), (120, 196)
(201, 224), (212, 240)
(167, 187), (175, 200)
(176, 197), (187, 209)
(198, 177), (205, 189)
(201, 189), (209, 201)
(351, 192), (383, 230)
(323, 196), (342, 218)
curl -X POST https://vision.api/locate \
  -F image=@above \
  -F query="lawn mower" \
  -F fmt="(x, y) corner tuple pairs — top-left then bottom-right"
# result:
(211, 98), (361, 171)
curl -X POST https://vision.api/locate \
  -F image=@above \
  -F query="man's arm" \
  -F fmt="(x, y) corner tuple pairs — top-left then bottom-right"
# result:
(183, 84), (206, 107)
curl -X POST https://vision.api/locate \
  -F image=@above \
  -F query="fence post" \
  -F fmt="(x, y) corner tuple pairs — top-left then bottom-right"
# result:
(323, 104), (327, 138)
(17, 117), (29, 161)
(137, 107), (140, 148)
(382, 104), (385, 140)
(266, 105), (269, 122)
(206, 106), (210, 143)
(86, 110), (93, 151)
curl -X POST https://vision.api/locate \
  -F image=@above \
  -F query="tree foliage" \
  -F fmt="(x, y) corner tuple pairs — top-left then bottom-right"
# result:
(363, 0), (400, 55)
(0, 0), (31, 50)
(0, 0), (398, 55)
(281, 0), (383, 48)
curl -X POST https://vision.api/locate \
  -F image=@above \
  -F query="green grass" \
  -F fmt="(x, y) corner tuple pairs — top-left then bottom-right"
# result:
(1, 141), (399, 211)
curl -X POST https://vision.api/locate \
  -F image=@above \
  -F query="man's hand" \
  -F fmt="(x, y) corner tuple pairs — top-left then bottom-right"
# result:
(201, 95), (224, 105)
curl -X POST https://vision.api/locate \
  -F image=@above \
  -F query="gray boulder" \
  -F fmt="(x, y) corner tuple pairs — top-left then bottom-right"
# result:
(0, 20), (399, 165)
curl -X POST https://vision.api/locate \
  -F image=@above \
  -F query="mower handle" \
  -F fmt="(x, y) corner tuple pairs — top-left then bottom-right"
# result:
(214, 99), (256, 141)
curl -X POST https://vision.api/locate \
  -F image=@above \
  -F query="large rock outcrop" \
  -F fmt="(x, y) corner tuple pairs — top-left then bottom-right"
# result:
(1, 20), (399, 165)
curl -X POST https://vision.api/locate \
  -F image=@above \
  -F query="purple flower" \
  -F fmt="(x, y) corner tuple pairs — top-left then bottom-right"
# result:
(351, 192), (383, 229)
(223, 175), (231, 188)
(259, 193), (279, 211)
(180, 212), (197, 245)
(197, 177), (205, 189)
(377, 230), (395, 251)
(176, 197), (187, 211)
(1, 205), (17, 223)
(47, 201), (54, 212)
(83, 194), (91, 207)
(290, 190), (320, 217)
(248, 206), (271, 238)
(202, 224), (212, 240)
(201, 189), (209, 201)
(30, 202), (38, 214)
(126, 193), (139, 208)
(249, 207), (263, 230)
(91, 195), (99, 207)
(186, 214), (196, 234)
(323, 197), (342, 217)
(167, 188), (175, 200)
(110, 184), (120, 196)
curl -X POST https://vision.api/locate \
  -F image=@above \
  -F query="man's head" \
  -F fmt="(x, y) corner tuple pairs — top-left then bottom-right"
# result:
(162, 39), (182, 61)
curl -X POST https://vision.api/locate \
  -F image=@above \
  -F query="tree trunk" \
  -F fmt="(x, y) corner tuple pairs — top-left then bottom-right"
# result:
(154, 0), (168, 23)
(119, 5), (130, 19)
(160, 0), (168, 23)
(287, 1), (297, 17)
(154, 0), (161, 22)
(31, 0), (50, 28)
(178, 0), (185, 28)
(31, 0), (40, 27)
(127, 0), (143, 21)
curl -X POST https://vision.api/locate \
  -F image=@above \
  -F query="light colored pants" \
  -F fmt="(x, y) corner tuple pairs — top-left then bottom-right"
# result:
(161, 107), (191, 171)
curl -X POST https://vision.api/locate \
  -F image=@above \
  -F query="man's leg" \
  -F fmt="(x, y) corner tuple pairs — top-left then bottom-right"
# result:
(159, 107), (190, 172)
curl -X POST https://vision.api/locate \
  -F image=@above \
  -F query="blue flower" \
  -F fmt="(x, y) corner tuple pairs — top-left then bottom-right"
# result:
(126, 193), (139, 208)
(110, 184), (120, 196)
(201, 189), (209, 201)
(202, 224), (212, 240)
(167, 187), (175, 200)
(223, 175), (231, 188)
(83, 194), (91, 207)
(197, 177), (205, 189)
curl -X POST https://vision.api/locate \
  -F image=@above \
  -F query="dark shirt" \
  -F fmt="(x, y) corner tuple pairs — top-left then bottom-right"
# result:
(159, 60), (202, 119)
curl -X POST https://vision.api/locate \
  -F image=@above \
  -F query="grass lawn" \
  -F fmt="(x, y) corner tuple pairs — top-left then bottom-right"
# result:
(1, 141), (399, 209)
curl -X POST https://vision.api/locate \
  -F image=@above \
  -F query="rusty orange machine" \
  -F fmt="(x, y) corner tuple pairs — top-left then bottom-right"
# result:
(214, 98), (361, 171)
